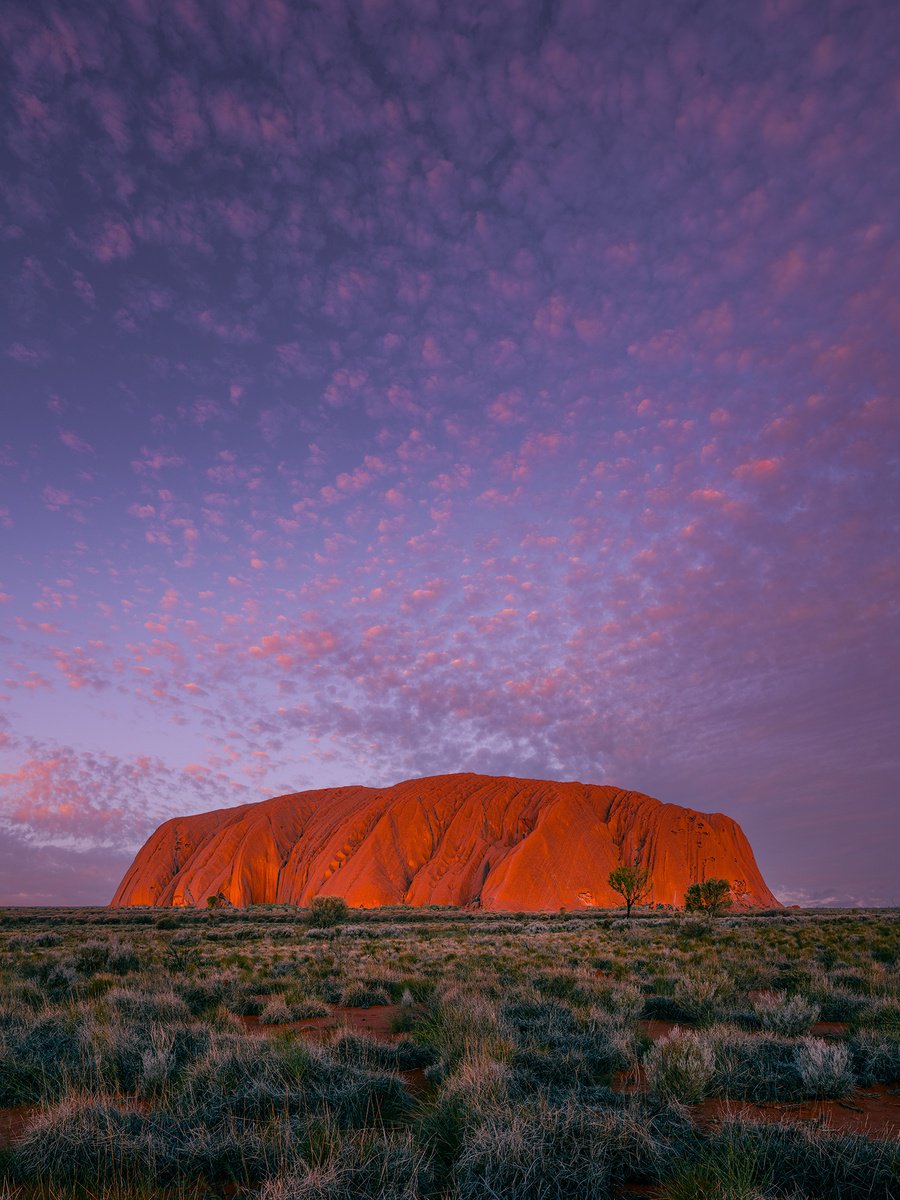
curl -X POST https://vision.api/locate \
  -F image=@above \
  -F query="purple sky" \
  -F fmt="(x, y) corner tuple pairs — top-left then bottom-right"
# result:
(1, 0), (898, 907)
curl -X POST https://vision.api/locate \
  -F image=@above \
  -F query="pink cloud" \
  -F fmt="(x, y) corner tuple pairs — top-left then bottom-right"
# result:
(90, 218), (133, 262)
(51, 645), (109, 691)
(207, 86), (292, 148)
(733, 458), (781, 482)
(147, 74), (207, 161)
(7, 343), (49, 365)
(248, 626), (340, 668)
(487, 390), (524, 425)
(83, 83), (131, 150)
(41, 485), (73, 509)
(131, 447), (185, 474)
(59, 429), (94, 454)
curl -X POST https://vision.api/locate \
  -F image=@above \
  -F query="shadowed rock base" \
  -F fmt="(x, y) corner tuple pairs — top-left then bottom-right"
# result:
(111, 772), (780, 911)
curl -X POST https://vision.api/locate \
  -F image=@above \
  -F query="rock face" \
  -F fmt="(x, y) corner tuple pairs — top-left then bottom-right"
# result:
(111, 772), (780, 910)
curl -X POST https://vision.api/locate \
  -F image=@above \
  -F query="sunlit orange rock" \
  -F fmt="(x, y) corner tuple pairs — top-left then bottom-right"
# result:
(110, 772), (780, 910)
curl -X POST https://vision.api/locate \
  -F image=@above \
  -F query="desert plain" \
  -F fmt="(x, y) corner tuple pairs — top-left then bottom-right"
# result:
(0, 901), (897, 1199)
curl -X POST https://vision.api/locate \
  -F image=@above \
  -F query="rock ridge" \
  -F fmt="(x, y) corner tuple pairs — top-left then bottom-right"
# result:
(111, 772), (780, 910)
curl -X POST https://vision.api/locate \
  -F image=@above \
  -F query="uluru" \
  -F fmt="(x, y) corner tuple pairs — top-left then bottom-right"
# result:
(111, 773), (779, 911)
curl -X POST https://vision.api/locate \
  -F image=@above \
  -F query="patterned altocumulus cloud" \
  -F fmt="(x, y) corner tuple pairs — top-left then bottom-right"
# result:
(1, 0), (898, 904)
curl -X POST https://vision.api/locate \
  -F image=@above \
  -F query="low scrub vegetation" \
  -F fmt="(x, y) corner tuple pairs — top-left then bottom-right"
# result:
(645, 1029), (716, 1103)
(751, 989), (821, 1035)
(0, 903), (896, 1198)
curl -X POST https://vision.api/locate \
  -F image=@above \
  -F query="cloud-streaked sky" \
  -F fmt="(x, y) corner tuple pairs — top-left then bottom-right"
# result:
(1, 0), (898, 907)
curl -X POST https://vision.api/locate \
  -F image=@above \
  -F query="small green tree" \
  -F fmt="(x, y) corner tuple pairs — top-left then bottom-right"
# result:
(307, 895), (350, 928)
(607, 857), (652, 917)
(684, 878), (732, 920)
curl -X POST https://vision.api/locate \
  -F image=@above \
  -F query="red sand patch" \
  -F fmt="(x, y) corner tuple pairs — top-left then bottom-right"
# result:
(614, 1065), (899, 1142)
(399, 1066), (430, 1097)
(690, 1085), (899, 1140)
(243, 1004), (429, 1099)
(0, 1105), (33, 1147)
(637, 1019), (687, 1042)
(243, 1003), (404, 1041)
(614, 1063), (647, 1094)
(618, 1026), (898, 1142)
(638, 1017), (850, 1040)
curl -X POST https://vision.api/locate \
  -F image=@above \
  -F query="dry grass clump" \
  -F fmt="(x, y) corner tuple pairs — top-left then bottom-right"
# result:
(672, 967), (732, 1024)
(645, 1029), (716, 1103)
(12, 1095), (177, 1186)
(106, 984), (191, 1023)
(183, 1029), (413, 1130)
(791, 1037), (855, 1098)
(454, 1099), (675, 1200)
(658, 1140), (765, 1200)
(416, 985), (515, 1066)
(260, 1129), (430, 1200)
(0, 1008), (89, 1103)
(591, 979), (645, 1023)
(707, 1117), (900, 1200)
(257, 995), (295, 1024)
(289, 994), (332, 1018)
(650, 1024), (860, 1103)
(337, 980), (391, 1008)
(848, 1028), (900, 1084)
(418, 1052), (515, 1183)
(751, 990), (820, 1036)
(502, 993), (634, 1096)
(136, 1027), (180, 1097)
(75, 937), (141, 975)
(857, 993), (900, 1032)
(329, 1030), (437, 1072)
(454, 1102), (615, 1199)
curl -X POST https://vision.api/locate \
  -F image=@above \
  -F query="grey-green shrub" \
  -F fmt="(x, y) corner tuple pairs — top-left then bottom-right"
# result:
(672, 968), (731, 1024)
(454, 1101), (672, 1200)
(12, 1097), (177, 1186)
(791, 1038), (855, 1098)
(338, 980), (391, 1008)
(259, 1130), (429, 1200)
(751, 990), (820, 1036)
(644, 1030), (714, 1103)
(849, 1030), (900, 1084)
(454, 1104), (613, 1200)
(706, 1025), (800, 1102)
(260, 997), (295, 1024)
(710, 1116), (900, 1200)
